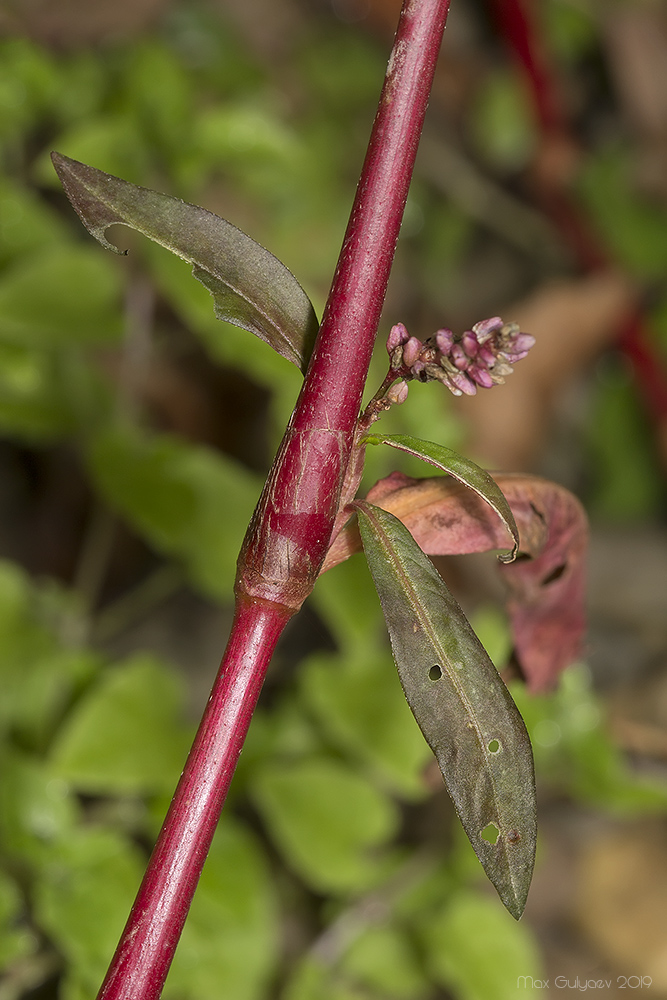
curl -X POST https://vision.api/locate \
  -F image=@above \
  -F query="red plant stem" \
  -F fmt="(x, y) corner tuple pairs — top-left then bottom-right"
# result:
(96, 2), (451, 998)
(487, 0), (667, 426)
(238, 0), (451, 611)
(97, 597), (292, 1000)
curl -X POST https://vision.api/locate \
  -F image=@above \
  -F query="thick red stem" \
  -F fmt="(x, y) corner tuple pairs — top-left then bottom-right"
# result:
(96, 2), (452, 997)
(238, 0), (451, 611)
(97, 597), (293, 1000)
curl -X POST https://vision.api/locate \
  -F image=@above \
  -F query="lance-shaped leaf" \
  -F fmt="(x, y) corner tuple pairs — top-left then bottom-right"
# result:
(362, 433), (518, 562)
(51, 152), (319, 371)
(354, 500), (536, 919)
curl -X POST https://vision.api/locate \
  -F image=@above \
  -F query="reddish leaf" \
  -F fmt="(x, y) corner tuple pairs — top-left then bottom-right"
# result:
(324, 471), (587, 692)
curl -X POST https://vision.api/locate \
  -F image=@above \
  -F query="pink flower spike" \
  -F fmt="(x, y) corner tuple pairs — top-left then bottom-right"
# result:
(403, 336), (423, 367)
(386, 323), (410, 353)
(472, 316), (504, 342)
(435, 328), (454, 354)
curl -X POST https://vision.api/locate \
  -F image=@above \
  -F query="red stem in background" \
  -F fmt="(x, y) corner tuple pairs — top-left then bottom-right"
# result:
(97, 2), (451, 997)
(487, 0), (667, 427)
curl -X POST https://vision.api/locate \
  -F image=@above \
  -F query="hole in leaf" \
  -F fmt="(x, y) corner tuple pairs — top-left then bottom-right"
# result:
(541, 563), (566, 585)
(481, 822), (500, 845)
(429, 664), (442, 681)
(488, 739), (500, 753)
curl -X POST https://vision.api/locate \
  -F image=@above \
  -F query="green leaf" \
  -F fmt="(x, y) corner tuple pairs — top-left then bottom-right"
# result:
(362, 433), (518, 562)
(50, 654), (191, 796)
(0, 245), (123, 347)
(422, 890), (543, 1000)
(343, 924), (429, 999)
(250, 756), (398, 894)
(87, 425), (259, 599)
(51, 152), (319, 370)
(32, 827), (144, 999)
(355, 501), (536, 919)
(0, 867), (37, 967)
(0, 178), (67, 266)
(301, 650), (432, 798)
(165, 820), (278, 1000)
(0, 750), (78, 866)
(0, 560), (100, 749)
(513, 664), (667, 814)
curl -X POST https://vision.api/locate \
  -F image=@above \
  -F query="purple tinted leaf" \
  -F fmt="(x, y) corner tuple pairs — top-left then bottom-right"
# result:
(51, 153), (318, 371)
(355, 500), (536, 919)
(362, 433), (519, 562)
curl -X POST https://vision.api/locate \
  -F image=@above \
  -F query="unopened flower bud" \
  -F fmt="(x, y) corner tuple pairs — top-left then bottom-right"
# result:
(435, 328), (454, 354)
(386, 379), (409, 405)
(449, 370), (477, 395)
(386, 323), (410, 354)
(472, 316), (504, 342)
(461, 331), (479, 358)
(402, 336), (423, 367)
(451, 343), (469, 371)
(501, 332), (535, 363)
(469, 367), (494, 388)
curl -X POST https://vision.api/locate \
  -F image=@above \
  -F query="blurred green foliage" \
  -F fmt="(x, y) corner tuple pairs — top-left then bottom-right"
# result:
(0, 4), (666, 999)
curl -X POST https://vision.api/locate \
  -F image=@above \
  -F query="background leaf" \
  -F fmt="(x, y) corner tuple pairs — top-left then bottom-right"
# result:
(49, 654), (192, 796)
(250, 756), (398, 894)
(87, 425), (259, 599)
(51, 153), (319, 370)
(421, 890), (543, 1000)
(355, 501), (536, 918)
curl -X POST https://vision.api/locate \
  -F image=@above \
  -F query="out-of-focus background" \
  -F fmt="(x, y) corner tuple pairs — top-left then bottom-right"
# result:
(1, 0), (667, 998)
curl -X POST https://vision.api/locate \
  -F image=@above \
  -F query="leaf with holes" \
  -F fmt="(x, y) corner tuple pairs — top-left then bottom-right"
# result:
(361, 433), (519, 562)
(51, 153), (319, 371)
(355, 500), (536, 918)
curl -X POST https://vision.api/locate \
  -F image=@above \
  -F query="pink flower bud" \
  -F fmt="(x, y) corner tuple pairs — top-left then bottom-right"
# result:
(386, 323), (410, 354)
(403, 336), (423, 367)
(451, 343), (469, 371)
(449, 370), (477, 395)
(472, 316), (504, 342)
(435, 328), (454, 354)
(502, 332), (535, 362)
(478, 345), (497, 367)
(469, 366), (494, 388)
(386, 380), (409, 405)
(461, 331), (479, 357)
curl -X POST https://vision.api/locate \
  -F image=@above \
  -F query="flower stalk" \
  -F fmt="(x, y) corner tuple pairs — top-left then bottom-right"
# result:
(96, 1), (451, 997)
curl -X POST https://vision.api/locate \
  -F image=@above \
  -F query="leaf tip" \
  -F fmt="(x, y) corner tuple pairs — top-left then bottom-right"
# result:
(50, 151), (128, 256)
